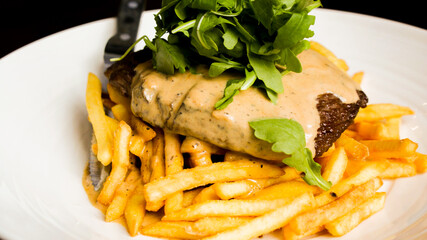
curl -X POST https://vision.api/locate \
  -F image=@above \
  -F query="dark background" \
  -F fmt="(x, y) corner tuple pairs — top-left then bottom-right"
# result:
(0, 0), (425, 58)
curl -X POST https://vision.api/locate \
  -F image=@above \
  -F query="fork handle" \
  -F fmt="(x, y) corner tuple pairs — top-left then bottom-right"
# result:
(111, 0), (146, 53)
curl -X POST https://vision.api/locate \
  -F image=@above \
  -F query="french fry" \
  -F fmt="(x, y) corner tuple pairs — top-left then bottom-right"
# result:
(111, 104), (131, 123)
(321, 147), (348, 185)
(378, 159), (416, 179)
(213, 180), (262, 200)
(130, 115), (156, 142)
(414, 153), (427, 173)
(351, 71), (364, 85)
(354, 103), (414, 122)
(140, 140), (153, 184)
(147, 129), (166, 211)
(149, 129), (165, 182)
(192, 186), (220, 204)
(107, 83), (131, 108)
(163, 198), (292, 221)
(124, 182), (146, 237)
(361, 138), (418, 160)
(289, 178), (382, 235)
(247, 180), (320, 201)
(354, 118), (400, 140)
(143, 159), (284, 204)
(202, 193), (314, 240)
(315, 161), (387, 207)
(190, 217), (253, 236)
(129, 135), (145, 157)
(325, 192), (386, 236)
(310, 41), (349, 72)
(141, 221), (199, 240)
(164, 131), (184, 214)
(105, 168), (140, 222)
(181, 136), (225, 166)
(214, 167), (300, 200)
(335, 134), (369, 161)
(86, 73), (113, 165)
(97, 121), (132, 205)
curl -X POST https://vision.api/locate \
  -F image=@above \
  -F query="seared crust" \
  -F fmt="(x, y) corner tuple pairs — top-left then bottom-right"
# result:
(314, 90), (368, 157)
(104, 50), (151, 97)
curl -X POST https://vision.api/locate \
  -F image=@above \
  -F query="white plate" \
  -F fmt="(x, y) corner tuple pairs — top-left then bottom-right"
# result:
(0, 9), (426, 240)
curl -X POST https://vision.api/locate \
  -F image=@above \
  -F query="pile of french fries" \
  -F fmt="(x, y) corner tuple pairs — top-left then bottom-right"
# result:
(84, 42), (427, 239)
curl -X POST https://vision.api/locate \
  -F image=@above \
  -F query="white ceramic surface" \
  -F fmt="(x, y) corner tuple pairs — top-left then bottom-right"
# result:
(0, 9), (426, 240)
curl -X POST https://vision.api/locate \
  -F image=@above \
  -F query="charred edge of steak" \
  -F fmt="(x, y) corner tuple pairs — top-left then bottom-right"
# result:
(104, 49), (151, 97)
(314, 90), (368, 157)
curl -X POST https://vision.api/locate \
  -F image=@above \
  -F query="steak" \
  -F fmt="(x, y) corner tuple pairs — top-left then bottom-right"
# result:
(106, 49), (368, 159)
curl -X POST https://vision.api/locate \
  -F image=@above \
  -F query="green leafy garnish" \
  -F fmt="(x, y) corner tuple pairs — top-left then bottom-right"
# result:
(249, 118), (331, 190)
(114, 0), (322, 109)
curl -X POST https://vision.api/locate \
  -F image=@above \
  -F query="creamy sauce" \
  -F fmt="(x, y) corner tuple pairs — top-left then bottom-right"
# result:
(131, 49), (361, 160)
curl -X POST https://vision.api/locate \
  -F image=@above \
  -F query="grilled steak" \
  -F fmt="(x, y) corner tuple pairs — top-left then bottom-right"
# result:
(106, 49), (367, 160)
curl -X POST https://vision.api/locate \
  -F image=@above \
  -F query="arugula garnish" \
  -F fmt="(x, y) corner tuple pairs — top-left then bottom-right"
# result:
(249, 118), (331, 190)
(114, 0), (322, 109)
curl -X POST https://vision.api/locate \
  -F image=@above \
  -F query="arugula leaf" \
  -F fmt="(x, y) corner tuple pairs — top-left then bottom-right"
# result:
(153, 38), (190, 74)
(249, 118), (331, 190)
(214, 78), (245, 110)
(248, 50), (284, 95)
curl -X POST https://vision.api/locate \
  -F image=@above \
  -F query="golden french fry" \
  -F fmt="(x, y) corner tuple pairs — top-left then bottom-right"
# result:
(361, 138), (418, 160)
(247, 180), (320, 201)
(129, 135), (145, 157)
(130, 115), (156, 142)
(97, 121), (132, 205)
(86, 73), (113, 165)
(335, 134), (369, 161)
(355, 119), (400, 140)
(282, 224), (324, 240)
(149, 129), (165, 182)
(124, 183), (146, 237)
(315, 161), (387, 207)
(141, 140), (153, 184)
(193, 186), (220, 204)
(146, 129), (166, 211)
(163, 198), (292, 221)
(214, 167), (301, 200)
(190, 217), (253, 236)
(164, 131), (184, 214)
(351, 71), (364, 85)
(202, 193), (314, 240)
(321, 147), (348, 185)
(310, 41), (349, 72)
(354, 103), (414, 122)
(111, 103), (131, 123)
(143, 159), (284, 204)
(414, 153), (427, 173)
(213, 180), (262, 200)
(107, 83), (131, 108)
(141, 221), (199, 240)
(325, 192), (386, 236)
(378, 159), (417, 179)
(105, 169), (140, 222)
(289, 178), (382, 235)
